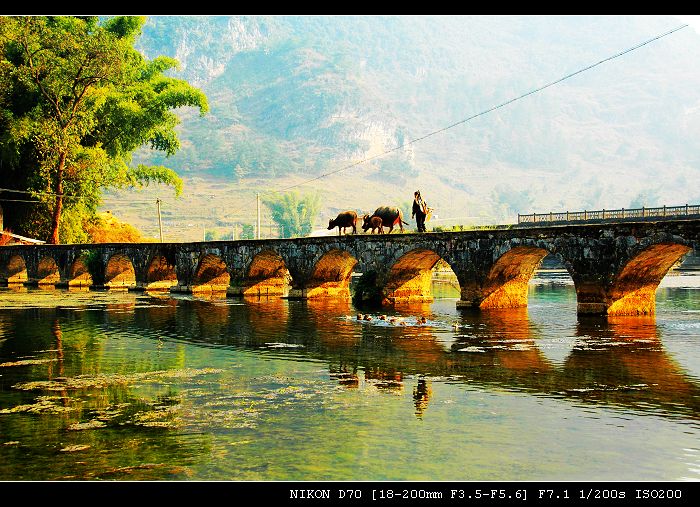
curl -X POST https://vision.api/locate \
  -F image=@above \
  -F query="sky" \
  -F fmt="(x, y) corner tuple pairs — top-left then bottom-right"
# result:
(674, 15), (700, 33)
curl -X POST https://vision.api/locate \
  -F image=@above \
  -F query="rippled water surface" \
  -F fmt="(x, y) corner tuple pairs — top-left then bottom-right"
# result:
(1, 272), (699, 481)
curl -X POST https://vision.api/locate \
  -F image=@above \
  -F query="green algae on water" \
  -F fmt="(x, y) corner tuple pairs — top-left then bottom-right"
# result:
(12, 368), (224, 391)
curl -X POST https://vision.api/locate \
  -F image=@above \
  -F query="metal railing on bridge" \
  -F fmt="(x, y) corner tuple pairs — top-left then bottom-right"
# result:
(517, 204), (700, 225)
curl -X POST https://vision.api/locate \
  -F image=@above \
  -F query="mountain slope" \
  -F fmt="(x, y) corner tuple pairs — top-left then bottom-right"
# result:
(106, 15), (700, 241)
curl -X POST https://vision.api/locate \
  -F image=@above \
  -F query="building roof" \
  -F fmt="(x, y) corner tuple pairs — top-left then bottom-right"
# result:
(0, 230), (45, 245)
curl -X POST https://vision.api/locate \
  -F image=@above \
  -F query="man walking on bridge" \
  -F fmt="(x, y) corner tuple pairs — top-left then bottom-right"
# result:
(412, 190), (428, 232)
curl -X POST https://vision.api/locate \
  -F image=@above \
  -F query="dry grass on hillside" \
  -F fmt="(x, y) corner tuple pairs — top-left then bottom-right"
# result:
(86, 212), (155, 243)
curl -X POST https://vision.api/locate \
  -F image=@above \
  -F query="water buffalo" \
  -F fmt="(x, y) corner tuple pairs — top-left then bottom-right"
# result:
(327, 210), (358, 236)
(362, 206), (409, 233)
(367, 216), (384, 234)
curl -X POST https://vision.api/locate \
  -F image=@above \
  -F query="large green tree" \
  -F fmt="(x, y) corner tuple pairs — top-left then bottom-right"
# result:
(0, 16), (208, 243)
(263, 191), (322, 238)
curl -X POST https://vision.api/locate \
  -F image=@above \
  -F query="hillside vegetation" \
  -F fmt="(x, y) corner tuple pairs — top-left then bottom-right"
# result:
(105, 15), (700, 241)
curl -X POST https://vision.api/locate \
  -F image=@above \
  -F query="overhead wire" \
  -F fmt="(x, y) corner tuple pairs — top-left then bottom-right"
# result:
(0, 197), (46, 203)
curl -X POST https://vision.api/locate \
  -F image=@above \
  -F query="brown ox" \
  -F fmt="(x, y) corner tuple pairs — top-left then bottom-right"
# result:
(362, 206), (408, 233)
(327, 210), (358, 236)
(366, 216), (384, 234)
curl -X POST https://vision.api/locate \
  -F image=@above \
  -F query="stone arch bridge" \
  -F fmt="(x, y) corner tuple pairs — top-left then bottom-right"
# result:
(1, 218), (699, 316)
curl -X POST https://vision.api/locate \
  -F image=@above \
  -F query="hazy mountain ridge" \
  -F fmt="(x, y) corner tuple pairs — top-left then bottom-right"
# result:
(112, 15), (700, 241)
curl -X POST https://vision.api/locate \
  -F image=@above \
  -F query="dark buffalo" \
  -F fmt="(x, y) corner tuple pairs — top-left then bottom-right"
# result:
(362, 206), (409, 233)
(367, 216), (384, 234)
(328, 210), (358, 236)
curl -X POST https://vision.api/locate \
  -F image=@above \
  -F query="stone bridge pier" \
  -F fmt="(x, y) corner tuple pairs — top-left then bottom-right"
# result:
(1, 219), (699, 316)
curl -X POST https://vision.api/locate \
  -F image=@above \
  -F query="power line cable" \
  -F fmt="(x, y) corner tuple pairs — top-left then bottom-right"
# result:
(0, 187), (82, 200)
(0, 185), (185, 204)
(0, 197), (45, 203)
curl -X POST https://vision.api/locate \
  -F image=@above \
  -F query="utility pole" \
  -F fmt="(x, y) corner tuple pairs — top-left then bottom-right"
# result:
(232, 224), (236, 241)
(156, 198), (163, 242)
(256, 193), (261, 239)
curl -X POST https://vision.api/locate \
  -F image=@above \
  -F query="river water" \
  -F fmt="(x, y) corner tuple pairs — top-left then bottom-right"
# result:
(1, 271), (699, 482)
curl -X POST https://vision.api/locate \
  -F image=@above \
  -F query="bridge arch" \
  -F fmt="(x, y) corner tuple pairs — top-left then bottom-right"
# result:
(382, 248), (446, 304)
(104, 254), (137, 289)
(479, 246), (550, 309)
(305, 248), (358, 299)
(68, 255), (93, 287)
(606, 242), (692, 315)
(145, 255), (178, 291)
(192, 253), (230, 292)
(3, 255), (27, 284)
(243, 249), (291, 297)
(37, 256), (60, 285)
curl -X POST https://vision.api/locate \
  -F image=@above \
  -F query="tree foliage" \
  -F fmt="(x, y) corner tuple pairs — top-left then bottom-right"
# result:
(239, 223), (255, 240)
(0, 16), (208, 243)
(263, 191), (322, 238)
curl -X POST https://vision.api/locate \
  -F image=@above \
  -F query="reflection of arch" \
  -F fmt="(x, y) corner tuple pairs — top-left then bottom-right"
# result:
(606, 316), (691, 392)
(192, 299), (231, 336)
(607, 243), (691, 315)
(193, 254), (229, 292)
(244, 249), (290, 297)
(105, 254), (136, 289)
(383, 249), (444, 304)
(452, 307), (551, 372)
(68, 255), (92, 287)
(568, 315), (698, 408)
(480, 246), (549, 309)
(37, 256), (60, 285)
(146, 255), (178, 291)
(5, 255), (27, 284)
(306, 249), (358, 298)
(244, 297), (289, 336)
(304, 298), (355, 344)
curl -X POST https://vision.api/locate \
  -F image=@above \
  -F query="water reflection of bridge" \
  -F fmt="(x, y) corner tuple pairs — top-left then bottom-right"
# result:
(3, 287), (697, 421)
(81, 296), (700, 420)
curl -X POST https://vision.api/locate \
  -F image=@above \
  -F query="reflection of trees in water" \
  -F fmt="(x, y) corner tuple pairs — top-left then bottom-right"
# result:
(49, 319), (65, 379)
(0, 307), (211, 480)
